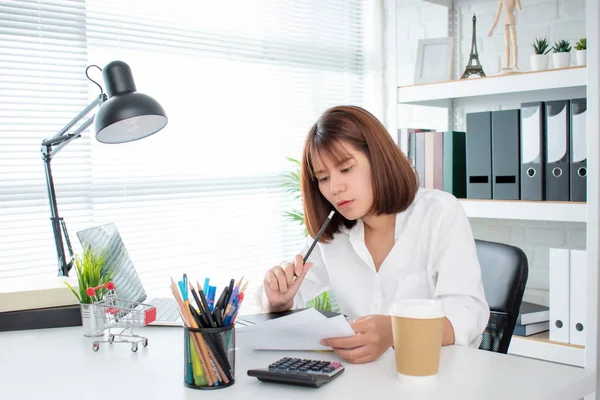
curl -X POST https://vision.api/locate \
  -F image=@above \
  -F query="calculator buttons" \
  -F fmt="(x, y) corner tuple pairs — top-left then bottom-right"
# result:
(248, 357), (345, 388)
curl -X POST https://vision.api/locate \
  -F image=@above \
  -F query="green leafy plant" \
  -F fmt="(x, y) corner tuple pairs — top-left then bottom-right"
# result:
(531, 37), (551, 55)
(307, 291), (333, 312)
(280, 156), (307, 235)
(552, 39), (572, 53)
(64, 246), (113, 304)
(575, 37), (587, 51)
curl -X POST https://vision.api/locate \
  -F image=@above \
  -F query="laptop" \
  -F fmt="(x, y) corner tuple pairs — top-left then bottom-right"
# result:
(76, 223), (182, 326)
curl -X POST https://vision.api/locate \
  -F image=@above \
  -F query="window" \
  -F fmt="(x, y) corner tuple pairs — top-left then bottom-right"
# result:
(0, 0), (384, 310)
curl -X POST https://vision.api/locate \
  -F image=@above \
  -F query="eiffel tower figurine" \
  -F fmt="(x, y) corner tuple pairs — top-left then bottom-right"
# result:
(461, 14), (486, 79)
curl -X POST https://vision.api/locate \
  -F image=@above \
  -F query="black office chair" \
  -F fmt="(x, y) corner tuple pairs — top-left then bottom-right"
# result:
(476, 239), (529, 354)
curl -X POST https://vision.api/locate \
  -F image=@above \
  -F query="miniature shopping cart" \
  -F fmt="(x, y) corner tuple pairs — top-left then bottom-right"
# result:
(87, 282), (157, 352)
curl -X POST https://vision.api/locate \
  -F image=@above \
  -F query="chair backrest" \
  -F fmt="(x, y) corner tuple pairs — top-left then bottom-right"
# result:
(476, 239), (529, 354)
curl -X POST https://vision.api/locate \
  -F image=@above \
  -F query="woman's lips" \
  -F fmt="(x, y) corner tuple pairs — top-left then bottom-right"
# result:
(337, 200), (353, 209)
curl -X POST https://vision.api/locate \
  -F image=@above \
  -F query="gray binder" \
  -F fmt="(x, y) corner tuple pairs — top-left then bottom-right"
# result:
(545, 100), (570, 201)
(520, 102), (545, 201)
(407, 131), (416, 168)
(466, 111), (492, 199)
(570, 98), (587, 202)
(492, 109), (520, 200)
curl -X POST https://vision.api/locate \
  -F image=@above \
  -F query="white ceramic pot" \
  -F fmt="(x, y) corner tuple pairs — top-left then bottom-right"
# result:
(552, 52), (571, 69)
(530, 54), (548, 71)
(576, 49), (587, 66)
(80, 303), (103, 337)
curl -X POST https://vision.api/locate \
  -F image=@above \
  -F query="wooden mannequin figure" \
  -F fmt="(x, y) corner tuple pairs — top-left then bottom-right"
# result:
(488, 0), (524, 73)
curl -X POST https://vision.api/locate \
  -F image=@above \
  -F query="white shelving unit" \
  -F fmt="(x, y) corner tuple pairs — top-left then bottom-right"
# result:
(388, 0), (600, 394)
(460, 200), (587, 223)
(508, 333), (585, 367)
(397, 66), (587, 107)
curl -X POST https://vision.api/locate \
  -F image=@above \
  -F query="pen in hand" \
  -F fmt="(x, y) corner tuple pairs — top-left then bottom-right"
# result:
(294, 210), (335, 277)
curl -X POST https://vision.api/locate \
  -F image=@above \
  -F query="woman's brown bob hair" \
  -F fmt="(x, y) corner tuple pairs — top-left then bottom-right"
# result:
(301, 105), (418, 242)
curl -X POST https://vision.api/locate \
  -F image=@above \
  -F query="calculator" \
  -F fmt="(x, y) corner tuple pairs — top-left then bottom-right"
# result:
(247, 357), (345, 388)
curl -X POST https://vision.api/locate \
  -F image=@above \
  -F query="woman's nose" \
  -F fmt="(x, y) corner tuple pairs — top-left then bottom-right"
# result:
(330, 175), (345, 195)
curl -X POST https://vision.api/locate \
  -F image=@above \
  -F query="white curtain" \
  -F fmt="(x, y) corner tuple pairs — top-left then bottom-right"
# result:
(0, 0), (384, 310)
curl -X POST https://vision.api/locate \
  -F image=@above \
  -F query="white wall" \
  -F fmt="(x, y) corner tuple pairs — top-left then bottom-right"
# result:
(458, 0), (586, 73)
(395, 0), (587, 307)
(396, 1), (450, 132)
(471, 219), (586, 306)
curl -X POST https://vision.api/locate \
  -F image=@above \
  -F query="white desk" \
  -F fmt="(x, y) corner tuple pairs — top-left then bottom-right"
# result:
(0, 326), (594, 400)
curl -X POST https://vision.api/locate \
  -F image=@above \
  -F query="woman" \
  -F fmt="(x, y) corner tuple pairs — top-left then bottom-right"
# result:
(262, 105), (489, 364)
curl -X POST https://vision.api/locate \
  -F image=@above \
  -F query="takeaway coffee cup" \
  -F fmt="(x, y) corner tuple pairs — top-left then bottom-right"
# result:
(390, 299), (445, 383)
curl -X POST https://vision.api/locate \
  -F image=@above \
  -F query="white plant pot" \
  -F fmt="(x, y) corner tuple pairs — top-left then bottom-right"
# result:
(530, 54), (549, 71)
(576, 50), (587, 66)
(552, 52), (571, 69)
(80, 303), (103, 337)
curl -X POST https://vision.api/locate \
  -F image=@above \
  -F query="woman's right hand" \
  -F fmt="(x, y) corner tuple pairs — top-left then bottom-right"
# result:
(263, 254), (312, 312)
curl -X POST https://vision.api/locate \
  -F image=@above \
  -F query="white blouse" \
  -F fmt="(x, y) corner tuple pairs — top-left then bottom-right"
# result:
(291, 188), (490, 348)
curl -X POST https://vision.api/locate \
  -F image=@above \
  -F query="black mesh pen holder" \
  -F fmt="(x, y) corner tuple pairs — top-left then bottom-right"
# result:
(183, 325), (235, 389)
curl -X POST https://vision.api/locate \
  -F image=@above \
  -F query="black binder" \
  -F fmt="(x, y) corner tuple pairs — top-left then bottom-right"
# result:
(545, 100), (570, 201)
(520, 102), (545, 201)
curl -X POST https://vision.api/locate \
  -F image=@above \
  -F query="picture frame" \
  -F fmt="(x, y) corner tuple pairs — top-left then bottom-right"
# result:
(414, 37), (454, 84)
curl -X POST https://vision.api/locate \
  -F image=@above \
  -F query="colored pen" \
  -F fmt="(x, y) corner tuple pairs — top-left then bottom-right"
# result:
(294, 210), (335, 277)
(224, 279), (242, 317)
(224, 279), (235, 306)
(214, 306), (223, 327)
(207, 285), (216, 312)
(223, 296), (239, 326)
(198, 287), (217, 328)
(214, 286), (228, 314)
(231, 293), (245, 325)
(189, 283), (210, 328)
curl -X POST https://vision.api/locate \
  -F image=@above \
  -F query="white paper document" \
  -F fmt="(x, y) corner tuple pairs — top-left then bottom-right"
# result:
(238, 308), (356, 351)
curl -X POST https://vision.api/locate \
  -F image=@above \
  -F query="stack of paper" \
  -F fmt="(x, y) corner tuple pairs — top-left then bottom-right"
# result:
(238, 308), (355, 351)
(0, 275), (78, 312)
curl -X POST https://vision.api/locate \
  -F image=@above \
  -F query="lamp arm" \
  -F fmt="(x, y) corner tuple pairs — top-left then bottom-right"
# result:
(40, 94), (105, 277)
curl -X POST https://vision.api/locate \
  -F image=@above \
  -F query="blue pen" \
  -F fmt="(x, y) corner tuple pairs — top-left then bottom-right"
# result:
(207, 285), (216, 312)
(223, 296), (239, 326)
(203, 278), (210, 295)
(224, 286), (239, 316)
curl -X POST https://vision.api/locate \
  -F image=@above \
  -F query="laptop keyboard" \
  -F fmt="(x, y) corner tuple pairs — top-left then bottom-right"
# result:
(150, 298), (181, 322)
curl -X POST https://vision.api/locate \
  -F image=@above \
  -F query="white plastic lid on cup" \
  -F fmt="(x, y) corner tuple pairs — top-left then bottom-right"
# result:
(389, 299), (445, 319)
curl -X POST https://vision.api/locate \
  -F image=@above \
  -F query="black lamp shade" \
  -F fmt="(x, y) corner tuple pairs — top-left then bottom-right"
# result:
(94, 61), (167, 144)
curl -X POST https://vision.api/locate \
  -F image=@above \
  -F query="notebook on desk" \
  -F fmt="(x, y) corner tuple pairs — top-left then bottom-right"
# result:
(76, 223), (182, 327)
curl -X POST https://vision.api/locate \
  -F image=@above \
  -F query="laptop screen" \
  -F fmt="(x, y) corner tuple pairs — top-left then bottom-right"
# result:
(76, 223), (147, 303)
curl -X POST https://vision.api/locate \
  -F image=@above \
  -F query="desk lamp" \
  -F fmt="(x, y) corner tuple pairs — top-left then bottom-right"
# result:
(40, 61), (168, 277)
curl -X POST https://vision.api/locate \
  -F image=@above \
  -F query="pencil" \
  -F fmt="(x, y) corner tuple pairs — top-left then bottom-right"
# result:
(239, 281), (248, 295)
(294, 210), (335, 277)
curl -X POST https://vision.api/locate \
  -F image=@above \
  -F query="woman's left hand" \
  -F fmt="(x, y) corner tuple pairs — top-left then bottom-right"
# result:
(320, 315), (393, 364)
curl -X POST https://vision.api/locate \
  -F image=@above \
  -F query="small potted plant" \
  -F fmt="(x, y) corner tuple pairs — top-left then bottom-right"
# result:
(575, 37), (587, 66)
(531, 37), (551, 71)
(552, 39), (572, 69)
(64, 246), (113, 337)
